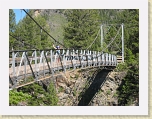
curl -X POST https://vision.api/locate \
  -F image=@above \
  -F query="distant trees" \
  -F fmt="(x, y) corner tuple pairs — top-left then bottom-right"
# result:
(10, 10), (52, 50)
(9, 9), (16, 50)
(117, 63), (139, 105)
(114, 9), (139, 105)
(64, 9), (101, 50)
(9, 9), (16, 32)
(99, 9), (139, 105)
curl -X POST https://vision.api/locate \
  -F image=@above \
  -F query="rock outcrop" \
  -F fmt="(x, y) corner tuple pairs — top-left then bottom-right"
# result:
(54, 68), (127, 106)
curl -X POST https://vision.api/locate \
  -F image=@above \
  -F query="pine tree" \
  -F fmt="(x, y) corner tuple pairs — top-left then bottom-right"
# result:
(16, 82), (58, 106)
(115, 9), (139, 105)
(99, 9), (139, 105)
(64, 9), (101, 50)
(9, 9), (16, 50)
(14, 10), (52, 50)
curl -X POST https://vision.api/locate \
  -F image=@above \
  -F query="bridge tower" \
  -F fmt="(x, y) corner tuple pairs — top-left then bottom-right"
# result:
(100, 23), (124, 63)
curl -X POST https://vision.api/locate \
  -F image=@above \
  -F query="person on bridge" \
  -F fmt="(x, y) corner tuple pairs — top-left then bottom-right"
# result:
(53, 44), (60, 62)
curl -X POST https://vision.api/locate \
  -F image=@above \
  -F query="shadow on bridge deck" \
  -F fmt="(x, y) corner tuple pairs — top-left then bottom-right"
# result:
(78, 69), (111, 106)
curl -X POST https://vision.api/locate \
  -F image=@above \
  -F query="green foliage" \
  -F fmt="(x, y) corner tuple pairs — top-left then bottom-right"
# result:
(64, 9), (100, 50)
(9, 9), (16, 32)
(58, 86), (64, 93)
(117, 62), (139, 105)
(98, 89), (103, 94)
(45, 11), (67, 44)
(99, 9), (120, 24)
(29, 82), (58, 106)
(19, 76), (34, 85)
(99, 9), (139, 105)
(12, 10), (52, 50)
(117, 10), (139, 60)
(44, 81), (58, 106)
(10, 81), (58, 106)
(75, 74), (79, 79)
(116, 63), (127, 71)
(113, 92), (118, 98)
(73, 88), (77, 96)
(106, 90), (111, 95)
(9, 9), (16, 50)
(9, 90), (31, 105)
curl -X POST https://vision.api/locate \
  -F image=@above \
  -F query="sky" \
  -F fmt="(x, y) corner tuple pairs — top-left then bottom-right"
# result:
(13, 9), (27, 24)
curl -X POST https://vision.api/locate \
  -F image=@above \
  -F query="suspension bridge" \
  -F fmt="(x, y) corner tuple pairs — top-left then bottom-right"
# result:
(9, 10), (124, 89)
(9, 49), (120, 89)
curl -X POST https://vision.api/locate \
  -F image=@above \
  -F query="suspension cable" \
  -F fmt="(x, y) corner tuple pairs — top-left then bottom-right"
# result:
(101, 26), (121, 52)
(86, 29), (100, 50)
(20, 9), (22, 20)
(22, 9), (67, 49)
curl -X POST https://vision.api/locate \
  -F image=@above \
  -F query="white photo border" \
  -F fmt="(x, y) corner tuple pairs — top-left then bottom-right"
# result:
(0, 0), (148, 115)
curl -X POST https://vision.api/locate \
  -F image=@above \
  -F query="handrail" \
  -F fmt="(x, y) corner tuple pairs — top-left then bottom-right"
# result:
(9, 49), (118, 89)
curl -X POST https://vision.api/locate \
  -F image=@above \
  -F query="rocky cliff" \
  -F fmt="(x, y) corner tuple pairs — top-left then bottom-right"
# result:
(52, 68), (127, 106)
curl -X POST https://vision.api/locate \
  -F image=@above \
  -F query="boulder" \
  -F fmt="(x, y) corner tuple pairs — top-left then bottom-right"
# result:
(57, 82), (67, 88)
(62, 93), (69, 99)
(65, 87), (71, 94)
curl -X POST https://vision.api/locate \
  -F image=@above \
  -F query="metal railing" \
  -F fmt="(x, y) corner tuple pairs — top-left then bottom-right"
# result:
(9, 49), (117, 88)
